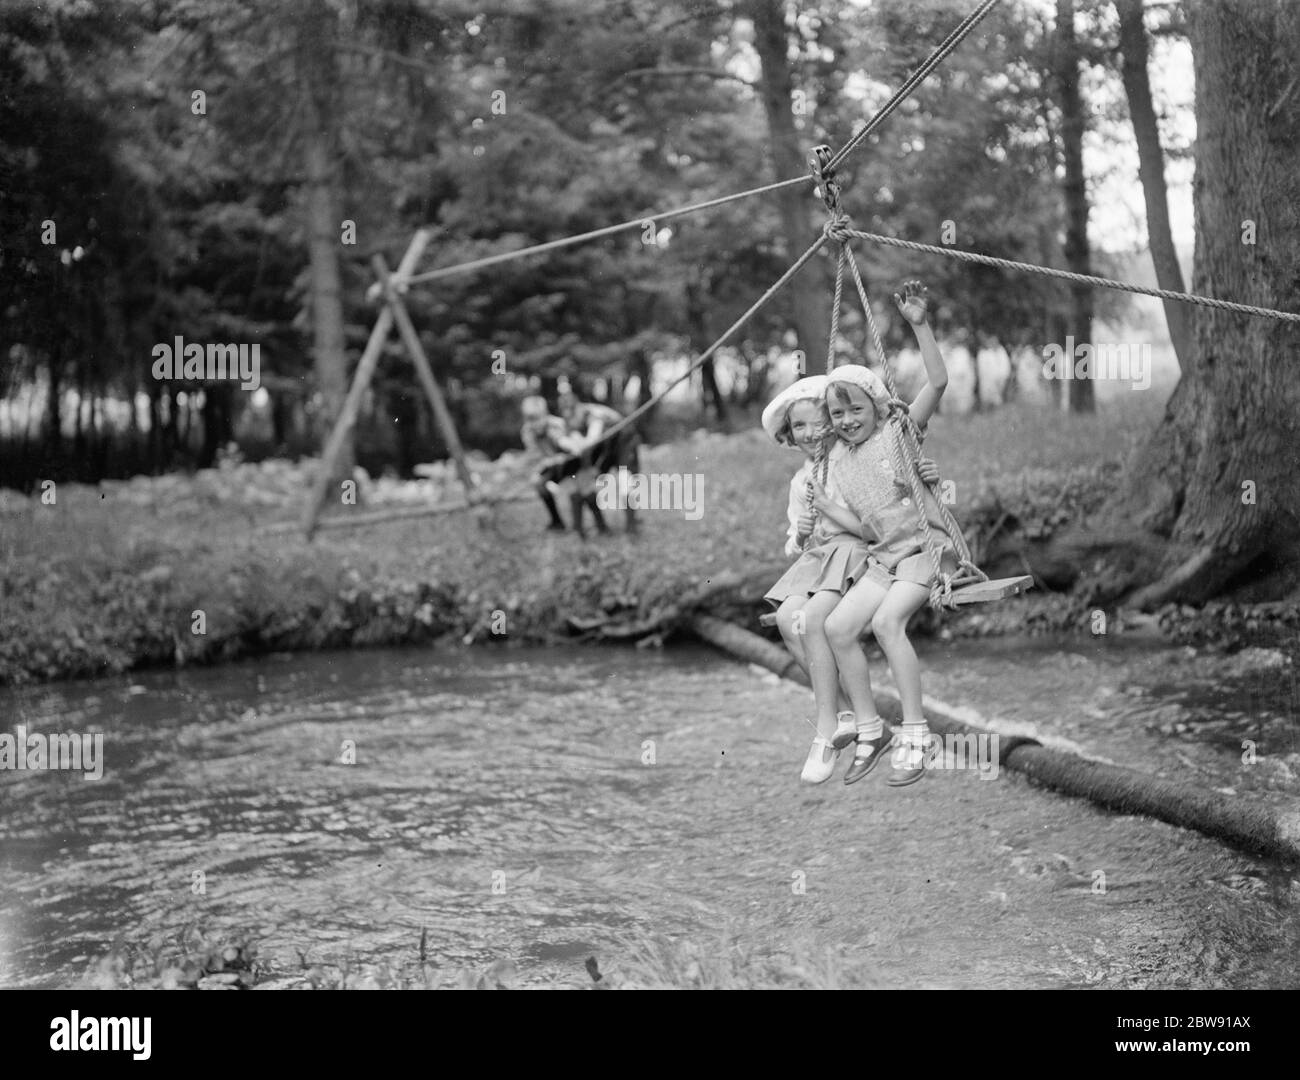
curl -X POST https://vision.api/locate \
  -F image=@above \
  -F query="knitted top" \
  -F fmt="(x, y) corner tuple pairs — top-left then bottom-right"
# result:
(827, 426), (957, 571)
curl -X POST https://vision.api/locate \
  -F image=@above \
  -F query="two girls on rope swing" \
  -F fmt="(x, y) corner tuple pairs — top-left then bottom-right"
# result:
(763, 281), (959, 787)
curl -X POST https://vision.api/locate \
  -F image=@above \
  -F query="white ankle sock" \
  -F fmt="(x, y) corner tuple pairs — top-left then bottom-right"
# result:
(899, 722), (929, 750)
(856, 715), (884, 741)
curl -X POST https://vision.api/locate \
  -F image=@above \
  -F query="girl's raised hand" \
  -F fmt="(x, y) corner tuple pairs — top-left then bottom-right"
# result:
(893, 280), (929, 326)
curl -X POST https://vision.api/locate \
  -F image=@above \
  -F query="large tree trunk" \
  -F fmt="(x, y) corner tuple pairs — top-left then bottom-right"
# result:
(301, 5), (355, 485)
(45, 346), (62, 453)
(72, 373), (85, 461)
(1085, 0), (1300, 606)
(1115, 0), (1193, 369)
(199, 384), (234, 468)
(389, 386), (419, 478)
(1053, 0), (1095, 414)
(147, 382), (161, 472)
(700, 357), (727, 421)
(747, 0), (830, 372)
(629, 346), (655, 417)
(685, 274), (729, 421)
(999, 339), (1020, 404)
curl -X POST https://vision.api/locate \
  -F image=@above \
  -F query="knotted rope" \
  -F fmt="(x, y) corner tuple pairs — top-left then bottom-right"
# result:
(841, 235), (987, 607)
(813, 154), (985, 607)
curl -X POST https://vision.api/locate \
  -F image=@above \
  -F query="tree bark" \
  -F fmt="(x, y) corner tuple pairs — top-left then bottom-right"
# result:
(301, 5), (355, 484)
(700, 357), (727, 421)
(1053, 0), (1095, 414)
(628, 345), (657, 427)
(1115, 0), (1193, 369)
(72, 373), (85, 460)
(999, 340), (1020, 404)
(147, 382), (161, 472)
(200, 385), (234, 468)
(685, 273), (728, 421)
(1086, 0), (1300, 605)
(45, 346), (62, 453)
(747, 0), (830, 370)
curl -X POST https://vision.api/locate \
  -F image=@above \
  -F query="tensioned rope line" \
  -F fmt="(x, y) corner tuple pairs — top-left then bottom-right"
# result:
(562, 235), (829, 458)
(530, 4), (1009, 463)
(826, 0), (1001, 171)
(402, 1), (1002, 289)
(403, 177), (810, 287)
(830, 223), (1300, 324)
(841, 239), (985, 608)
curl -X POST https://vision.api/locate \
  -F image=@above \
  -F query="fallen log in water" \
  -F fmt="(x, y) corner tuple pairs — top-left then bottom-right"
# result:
(688, 613), (1300, 865)
(566, 566), (787, 641)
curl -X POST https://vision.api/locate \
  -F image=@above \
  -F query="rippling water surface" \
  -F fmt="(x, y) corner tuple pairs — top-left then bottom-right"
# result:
(1, 640), (1296, 989)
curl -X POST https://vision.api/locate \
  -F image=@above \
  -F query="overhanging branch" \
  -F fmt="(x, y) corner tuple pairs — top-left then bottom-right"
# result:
(618, 67), (755, 88)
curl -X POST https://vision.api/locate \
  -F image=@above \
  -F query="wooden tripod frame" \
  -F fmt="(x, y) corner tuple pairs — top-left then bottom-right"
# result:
(300, 228), (480, 540)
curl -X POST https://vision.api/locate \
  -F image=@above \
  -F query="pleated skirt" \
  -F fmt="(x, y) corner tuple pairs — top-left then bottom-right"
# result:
(763, 536), (872, 609)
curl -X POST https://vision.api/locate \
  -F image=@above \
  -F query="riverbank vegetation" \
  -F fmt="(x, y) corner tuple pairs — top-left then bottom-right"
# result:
(4, 392), (1296, 687)
(7, 0), (1299, 618)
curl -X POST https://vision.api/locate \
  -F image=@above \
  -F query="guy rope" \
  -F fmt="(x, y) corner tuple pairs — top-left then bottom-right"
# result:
(305, 0), (1300, 543)
(807, 145), (1031, 608)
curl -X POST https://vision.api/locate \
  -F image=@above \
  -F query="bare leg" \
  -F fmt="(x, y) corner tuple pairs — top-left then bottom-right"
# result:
(801, 590), (850, 738)
(776, 596), (851, 714)
(869, 581), (930, 726)
(775, 597), (809, 668)
(824, 577), (891, 722)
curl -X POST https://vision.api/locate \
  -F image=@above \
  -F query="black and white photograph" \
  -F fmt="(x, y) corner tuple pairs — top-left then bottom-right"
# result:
(0, 0), (1296, 1030)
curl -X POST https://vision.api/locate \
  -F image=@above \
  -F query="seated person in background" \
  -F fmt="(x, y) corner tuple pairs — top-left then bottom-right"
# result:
(520, 395), (582, 531)
(556, 384), (640, 538)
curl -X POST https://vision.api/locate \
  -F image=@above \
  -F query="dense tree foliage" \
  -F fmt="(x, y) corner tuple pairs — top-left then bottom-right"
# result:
(2, 0), (1175, 487)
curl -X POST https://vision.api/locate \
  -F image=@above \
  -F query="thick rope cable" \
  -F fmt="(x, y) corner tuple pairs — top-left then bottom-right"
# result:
(833, 225), (1300, 324)
(802, 247), (849, 534)
(826, 245), (847, 376)
(414, 0), (1015, 478)
(399, 2), (1002, 292)
(840, 238), (984, 608)
(827, 0), (1002, 171)
(663, 0), (1003, 541)
(403, 177), (810, 287)
(557, 235), (829, 463)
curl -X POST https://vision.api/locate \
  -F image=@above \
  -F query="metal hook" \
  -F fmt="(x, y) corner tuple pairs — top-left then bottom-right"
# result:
(808, 144), (841, 215)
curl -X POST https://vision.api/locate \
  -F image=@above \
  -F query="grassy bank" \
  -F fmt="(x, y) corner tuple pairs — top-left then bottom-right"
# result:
(3, 392), (1286, 687)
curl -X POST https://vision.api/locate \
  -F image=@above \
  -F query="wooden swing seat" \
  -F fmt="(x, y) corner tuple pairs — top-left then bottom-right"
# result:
(756, 574), (1035, 627)
(946, 574), (1035, 605)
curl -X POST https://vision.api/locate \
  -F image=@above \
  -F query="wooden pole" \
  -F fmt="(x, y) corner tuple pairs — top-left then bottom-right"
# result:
(372, 254), (479, 500)
(267, 492), (531, 537)
(301, 229), (433, 540)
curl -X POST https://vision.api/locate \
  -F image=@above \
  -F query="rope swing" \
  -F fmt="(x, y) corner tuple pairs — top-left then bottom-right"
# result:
(809, 145), (1033, 608)
(310, 0), (1299, 552)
